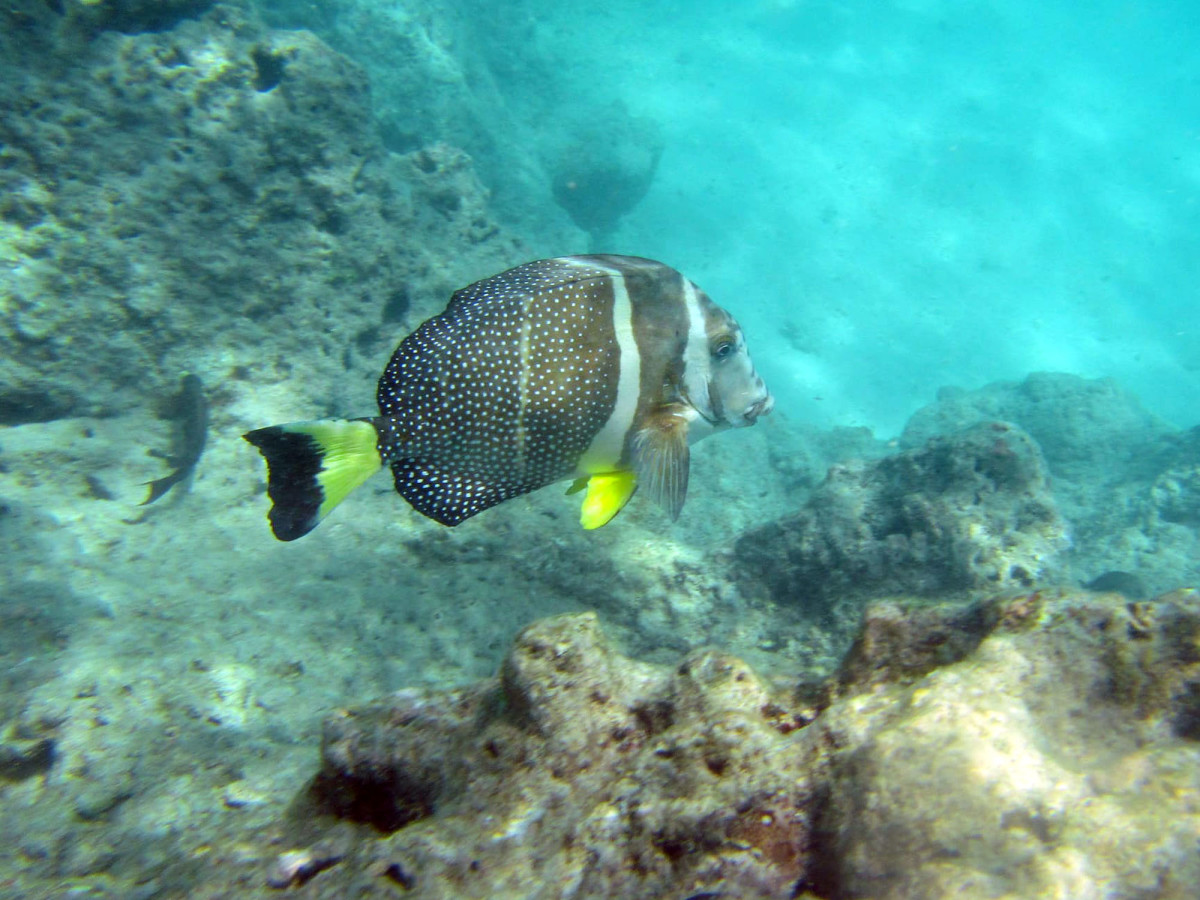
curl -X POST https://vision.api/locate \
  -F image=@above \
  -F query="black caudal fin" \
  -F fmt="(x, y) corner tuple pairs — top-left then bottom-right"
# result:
(244, 418), (383, 541)
(141, 470), (186, 506)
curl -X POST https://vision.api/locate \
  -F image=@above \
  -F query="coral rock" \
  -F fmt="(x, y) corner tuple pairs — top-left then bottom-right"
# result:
(308, 612), (819, 899)
(817, 588), (1200, 899)
(734, 421), (1068, 615)
(282, 589), (1200, 899)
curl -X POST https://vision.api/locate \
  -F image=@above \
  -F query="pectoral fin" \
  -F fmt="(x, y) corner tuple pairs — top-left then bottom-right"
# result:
(631, 408), (690, 521)
(578, 470), (638, 530)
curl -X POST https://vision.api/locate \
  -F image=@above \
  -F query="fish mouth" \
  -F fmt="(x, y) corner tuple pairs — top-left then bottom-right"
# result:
(743, 393), (774, 424)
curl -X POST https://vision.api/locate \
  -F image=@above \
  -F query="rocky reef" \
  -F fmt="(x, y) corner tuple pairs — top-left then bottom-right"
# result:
(0, 1), (523, 425)
(262, 587), (1200, 899)
(896, 372), (1200, 597)
(734, 420), (1068, 626)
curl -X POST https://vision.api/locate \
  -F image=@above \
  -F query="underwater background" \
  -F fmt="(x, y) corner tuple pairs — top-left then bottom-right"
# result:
(1, 0), (1199, 897)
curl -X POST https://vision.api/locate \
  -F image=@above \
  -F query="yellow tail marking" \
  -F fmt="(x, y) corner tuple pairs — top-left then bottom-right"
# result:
(283, 419), (382, 521)
(579, 470), (638, 530)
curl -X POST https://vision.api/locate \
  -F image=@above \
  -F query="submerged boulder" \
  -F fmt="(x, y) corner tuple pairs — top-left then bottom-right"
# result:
(0, 4), (517, 423)
(276, 588), (1200, 899)
(734, 421), (1068, 616)
(305, 611), (820, 898)
(550, 103), (663, 242)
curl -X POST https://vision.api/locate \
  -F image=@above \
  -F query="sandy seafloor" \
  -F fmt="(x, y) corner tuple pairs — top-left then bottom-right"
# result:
(1, 0), (1199, 896)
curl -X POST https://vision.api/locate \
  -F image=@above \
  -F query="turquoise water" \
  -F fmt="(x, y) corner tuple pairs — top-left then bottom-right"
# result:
(407, 0), (1200, 435)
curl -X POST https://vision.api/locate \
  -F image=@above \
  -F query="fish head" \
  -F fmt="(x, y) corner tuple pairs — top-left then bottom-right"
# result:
(681, 293), (773, 430)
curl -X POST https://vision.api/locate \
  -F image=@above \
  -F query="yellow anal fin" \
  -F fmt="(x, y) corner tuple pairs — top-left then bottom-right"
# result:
(579, 470), (638, 530)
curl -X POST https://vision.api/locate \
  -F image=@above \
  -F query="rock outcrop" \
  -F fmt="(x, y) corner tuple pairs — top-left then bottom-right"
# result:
(301, 612), (820, 898)
(900, 372), (1172, 484)
(274, 587), (1200, 899)
(895, 373), (1200, 597)
(0, 3), (520, 424)
(817, 587), (1200, 899)
(734, 421), (1068, 617)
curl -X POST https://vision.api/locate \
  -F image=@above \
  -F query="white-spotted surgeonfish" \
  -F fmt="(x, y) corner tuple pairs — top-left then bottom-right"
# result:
(244, 255), (773, 540)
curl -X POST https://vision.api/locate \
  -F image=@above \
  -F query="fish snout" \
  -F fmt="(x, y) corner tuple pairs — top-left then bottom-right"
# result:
(743, 392), (774, 424)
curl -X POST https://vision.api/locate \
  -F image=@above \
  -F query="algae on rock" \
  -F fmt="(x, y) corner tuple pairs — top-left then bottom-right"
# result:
(0, 3), (521, 424)
(734, 421), (1068, 620)
(276, 589), (1200, 900)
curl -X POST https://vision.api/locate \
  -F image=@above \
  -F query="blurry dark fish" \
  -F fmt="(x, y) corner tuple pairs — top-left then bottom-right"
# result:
(1082, 570), (1147, 600)
(244, 255), (773, 540)
(141, 374), (207, 505)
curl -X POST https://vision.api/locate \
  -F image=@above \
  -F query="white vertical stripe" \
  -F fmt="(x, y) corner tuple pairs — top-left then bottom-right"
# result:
(680, 279), (709, 409)
(677, 279), (721, 443)
(681, 279), (706, 372)
(572, 258), (642, 473)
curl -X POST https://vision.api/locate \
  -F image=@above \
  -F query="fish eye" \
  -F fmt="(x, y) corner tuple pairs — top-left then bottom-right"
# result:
(712, 339), (736, 361)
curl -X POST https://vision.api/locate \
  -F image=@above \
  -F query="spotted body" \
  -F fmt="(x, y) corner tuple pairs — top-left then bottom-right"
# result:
(244, 255), (772, 540)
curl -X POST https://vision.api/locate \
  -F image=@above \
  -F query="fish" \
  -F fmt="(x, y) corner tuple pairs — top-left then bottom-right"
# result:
(141, 373), (208, 505)
(1082, 570), (1148, 600)
(244, 255), (773, 541)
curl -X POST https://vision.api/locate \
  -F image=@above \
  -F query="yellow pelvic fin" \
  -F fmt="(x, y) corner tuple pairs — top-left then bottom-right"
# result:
(578, 470), (638, 530)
